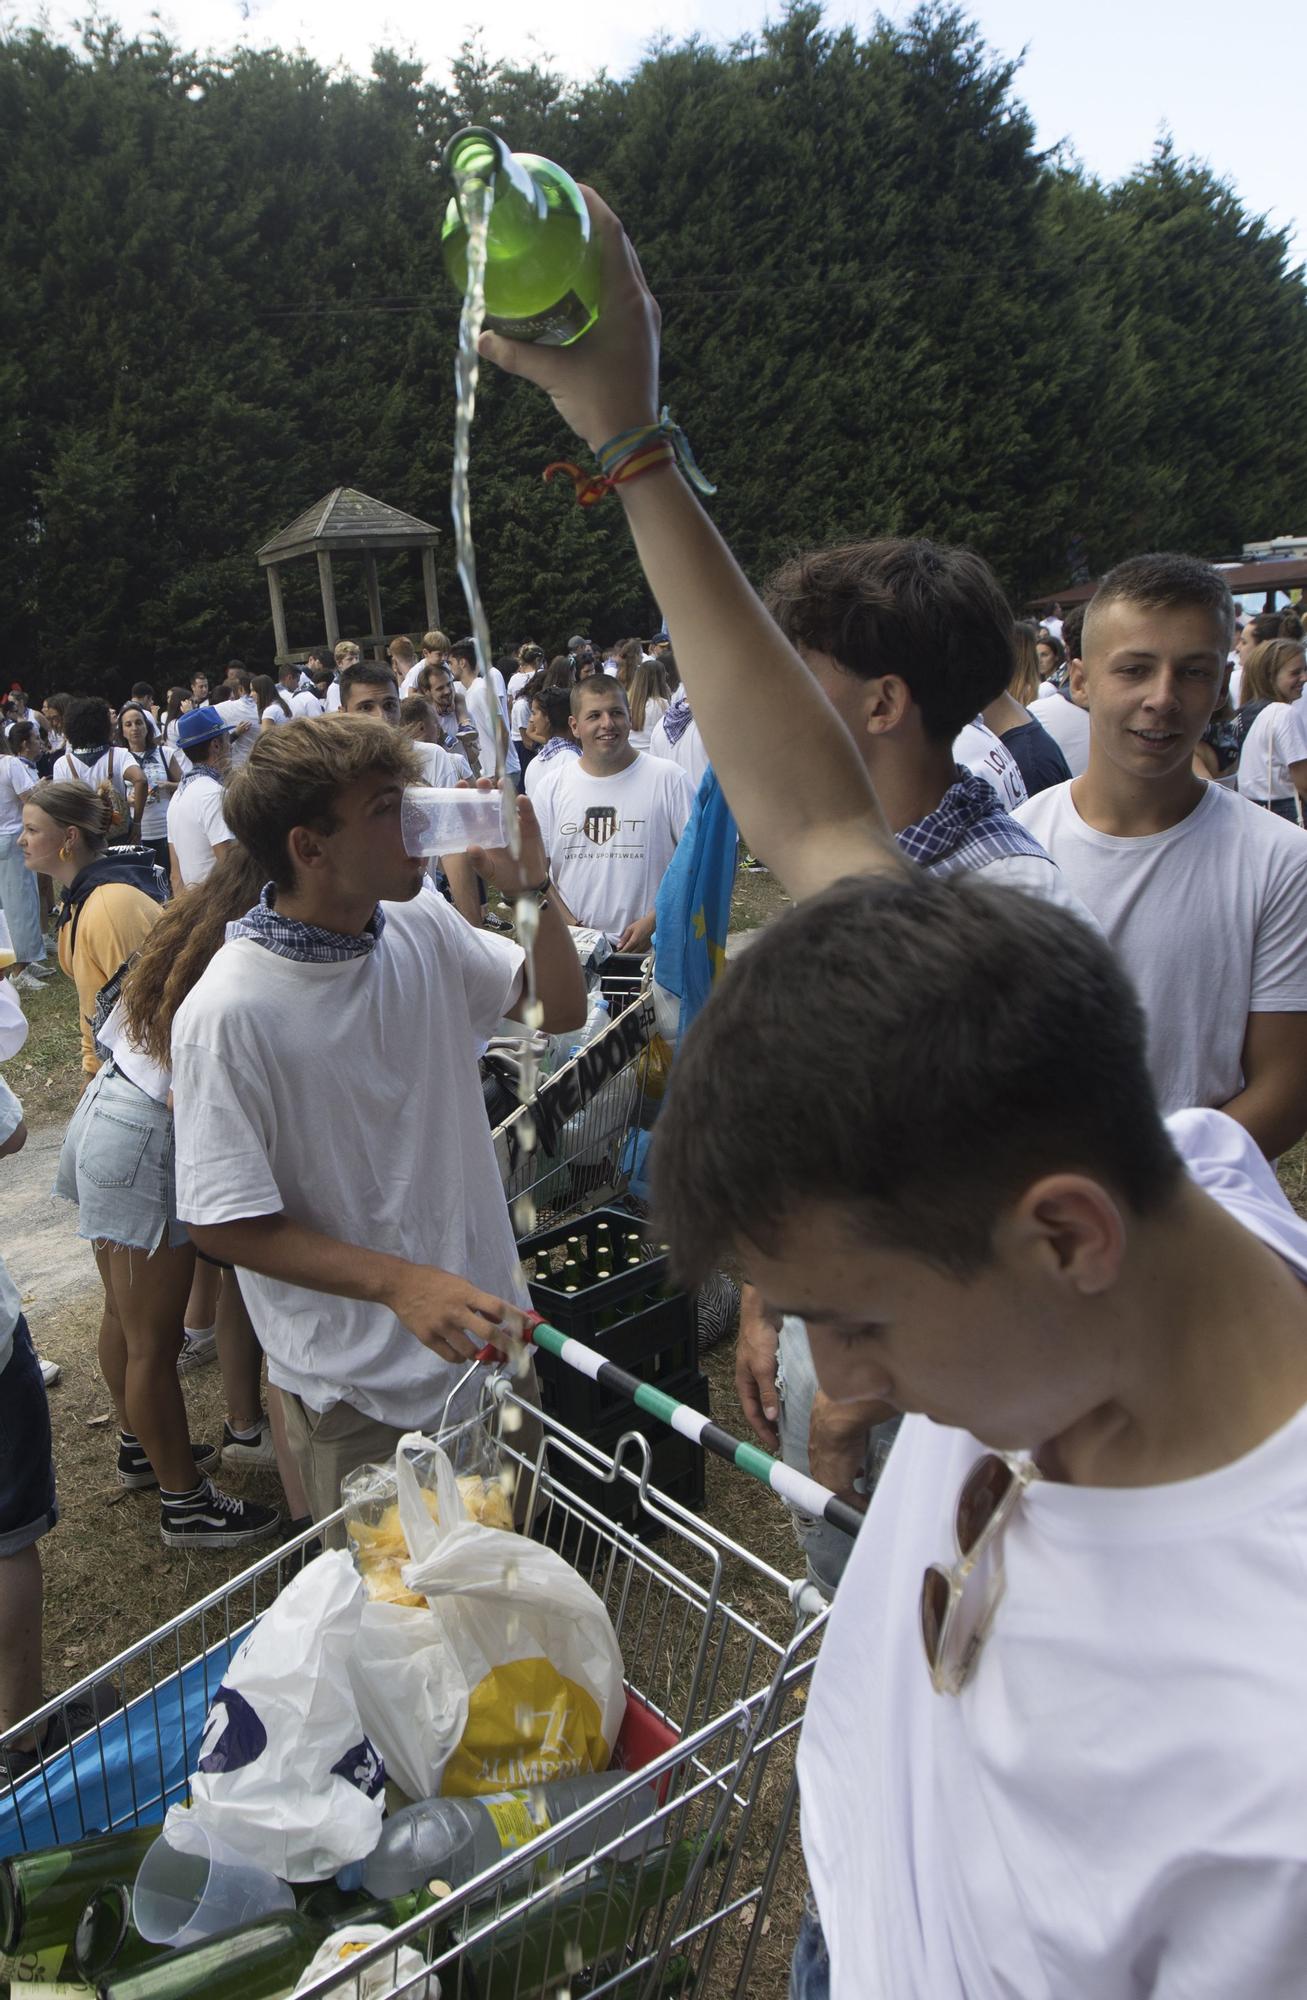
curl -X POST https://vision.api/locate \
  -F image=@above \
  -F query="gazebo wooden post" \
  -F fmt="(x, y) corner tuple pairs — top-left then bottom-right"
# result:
(363, 553), (385, 660)
(421, 546), (440, 635)
(265, 564), (290, 663)
(317, 552), (340, 647)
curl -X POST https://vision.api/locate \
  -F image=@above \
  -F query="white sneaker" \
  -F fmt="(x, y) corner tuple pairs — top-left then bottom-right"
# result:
(12, 969), (44, 993)
(39, 1356), (61, 1387)
(177, 1326), (218, 1374)
(221, 1419), (280, 1472)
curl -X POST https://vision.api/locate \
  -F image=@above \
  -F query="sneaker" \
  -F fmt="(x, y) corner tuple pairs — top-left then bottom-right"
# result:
(12, 968), (44, 993)
(177, 1326), (218, 1374)
(740, 854), (768, 874)
(38, 1356), (61, 1387)
(1, 1683), (123, 1794)
(220, 1417), (280, 1472)
(117, 1435), (219, 1490)
(24, 960), (54, 979)
(160, 1480), (282, 1550)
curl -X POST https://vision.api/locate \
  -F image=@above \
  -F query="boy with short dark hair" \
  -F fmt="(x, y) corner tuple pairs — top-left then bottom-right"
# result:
(1017, 551), (1307, 1156)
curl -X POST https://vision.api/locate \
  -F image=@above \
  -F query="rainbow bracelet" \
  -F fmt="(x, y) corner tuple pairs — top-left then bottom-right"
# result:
(543, 407), (715, 509)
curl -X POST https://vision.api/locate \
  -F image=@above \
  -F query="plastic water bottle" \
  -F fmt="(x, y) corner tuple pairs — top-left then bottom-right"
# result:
(568, 988), (609, 1059)
(352, 1770), (655, 1899)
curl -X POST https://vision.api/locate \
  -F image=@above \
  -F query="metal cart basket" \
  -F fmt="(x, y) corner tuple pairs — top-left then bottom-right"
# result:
(1, 1376), (828, 2000)
(492, 992), (659, 1230)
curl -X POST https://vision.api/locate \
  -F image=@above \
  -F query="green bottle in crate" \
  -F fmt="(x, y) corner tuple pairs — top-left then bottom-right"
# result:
(0, 1824), (160, 1958)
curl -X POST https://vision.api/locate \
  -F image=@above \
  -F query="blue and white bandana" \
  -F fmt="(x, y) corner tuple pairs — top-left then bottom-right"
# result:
(535, 736), (582, 767)
(176, 765), (225, 794)
(661, 686), (693, 745)
(225, 883), (386, 962)
(896, 767), (1050, 876)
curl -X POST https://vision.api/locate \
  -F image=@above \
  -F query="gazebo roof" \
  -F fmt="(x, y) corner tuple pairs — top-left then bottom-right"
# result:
(256, 487), (440, 567)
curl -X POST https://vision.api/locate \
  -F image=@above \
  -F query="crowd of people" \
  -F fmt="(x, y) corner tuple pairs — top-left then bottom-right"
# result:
(3, 186), (1307, 1998)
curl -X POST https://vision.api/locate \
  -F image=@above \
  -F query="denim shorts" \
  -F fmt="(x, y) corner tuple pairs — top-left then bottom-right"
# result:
(0, 1316), (58, 1555)
(788, 1894), (831, 2000)
(54, 1064), (189, 1254)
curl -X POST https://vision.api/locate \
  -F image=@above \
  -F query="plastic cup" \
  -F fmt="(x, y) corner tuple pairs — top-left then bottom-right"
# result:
(132, 1808), (294, 1949)
(401, 784), (511, 859)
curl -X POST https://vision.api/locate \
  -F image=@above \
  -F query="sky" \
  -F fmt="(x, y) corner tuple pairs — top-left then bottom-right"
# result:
(12, 0), (1306, 262)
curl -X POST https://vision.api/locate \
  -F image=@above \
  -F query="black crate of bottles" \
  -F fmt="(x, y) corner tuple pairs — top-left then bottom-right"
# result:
(537, 1368), (709, 1541)
(518, 1207), (698, 1428)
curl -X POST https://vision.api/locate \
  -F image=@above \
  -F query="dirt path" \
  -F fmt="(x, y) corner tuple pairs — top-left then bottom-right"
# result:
(4, 1119), (101, 1324)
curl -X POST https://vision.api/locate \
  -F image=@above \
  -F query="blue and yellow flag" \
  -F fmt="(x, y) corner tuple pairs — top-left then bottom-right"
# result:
(653, 766), (739, 1043)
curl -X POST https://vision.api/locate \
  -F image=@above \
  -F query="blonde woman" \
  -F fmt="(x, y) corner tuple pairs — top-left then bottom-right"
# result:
(1237, 639), (1307, 821)
(627, 658), (670, 751)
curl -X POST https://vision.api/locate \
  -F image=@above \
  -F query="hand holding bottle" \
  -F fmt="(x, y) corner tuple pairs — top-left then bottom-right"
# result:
(477, 190), (661, 457)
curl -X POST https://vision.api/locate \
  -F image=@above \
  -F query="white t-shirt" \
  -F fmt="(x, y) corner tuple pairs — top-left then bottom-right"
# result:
(629, 696), (669, 754)
(510, 695), (531, 741)
(1015, 780), (1307, 1114)
(463, 676), (521, 777)
(0, 753), (37, 838)
(215, 696), (259, 768)
(98, 998), (171, 1104)
(166, 776), (231, 885)
(325, 682), (342, 712)
(54, 747), (143, 804)
(534, 752), (695, 941)
(953, 717), (1027, 809)
(137, 744), (177, 840)
(648, 702), (709, 791)
(171, 892), (526, 1427)
(410, 740), (466, 789)
(286, 688), (323, 719)
(399, 662), (425, 696)
(507, 670), (532, 704)
(523, 742), (581, 804)
(800, 1108), (1307, 2000)
(1027, 691), (1092, 778)
(1238, 700), (1307, 806)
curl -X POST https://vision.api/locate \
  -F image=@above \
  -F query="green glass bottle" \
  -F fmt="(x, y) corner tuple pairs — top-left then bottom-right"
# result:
(73, 1885), (168, 1986)
(97, 1909), (328, 2000)
(441, 125), (600, 347)
(78, 1879), (437, 1990)
(458, 1836), (715, 1999)
(0, 1824), (160, 1957)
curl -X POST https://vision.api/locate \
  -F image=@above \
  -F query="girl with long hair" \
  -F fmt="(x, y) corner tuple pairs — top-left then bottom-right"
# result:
(1237, 639), (1307, 821)
(117, 701), (183, 876)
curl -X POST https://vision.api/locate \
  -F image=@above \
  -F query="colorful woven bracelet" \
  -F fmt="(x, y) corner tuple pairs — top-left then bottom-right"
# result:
(543, 441), (675, 509)
(542, 407), (715, 509)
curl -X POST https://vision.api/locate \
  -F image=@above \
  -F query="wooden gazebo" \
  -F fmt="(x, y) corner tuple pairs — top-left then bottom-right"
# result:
(256, 487), (441, 666)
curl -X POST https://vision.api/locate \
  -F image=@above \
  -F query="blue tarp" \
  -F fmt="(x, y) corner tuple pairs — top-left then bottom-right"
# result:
(0, 1632), (243, 1855)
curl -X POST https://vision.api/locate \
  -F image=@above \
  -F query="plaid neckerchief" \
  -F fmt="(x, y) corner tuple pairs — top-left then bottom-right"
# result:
(177, 765), (224, 793)
(535, 736), (582, 766)
(225, 883), (386, 962)
(897, 767), (1051, 876)
(661, 686), (693, 745)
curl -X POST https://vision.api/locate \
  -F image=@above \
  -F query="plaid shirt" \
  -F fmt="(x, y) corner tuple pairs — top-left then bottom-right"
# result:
(225, 883), (386, 962)
(897, 767), (1051, 876)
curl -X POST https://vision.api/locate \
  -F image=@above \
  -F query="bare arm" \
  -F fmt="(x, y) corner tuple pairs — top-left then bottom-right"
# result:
(479, 193), (902, 905)
(468, 792), (587, 1034)
(0, 1118), (28, 1159)
(1222, 1013), (1307, 1159)
(441, 850), (483, 929)
(186, 1213), (520, 1364)
(168, 842), (181, 897)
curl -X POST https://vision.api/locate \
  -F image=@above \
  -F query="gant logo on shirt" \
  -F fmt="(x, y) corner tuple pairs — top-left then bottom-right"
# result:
(562, 809), (648, 845)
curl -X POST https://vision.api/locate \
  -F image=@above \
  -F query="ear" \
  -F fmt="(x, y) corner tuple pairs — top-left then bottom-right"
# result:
(1005, 1174), (1126, 1296)
(286, 823), (330, 876)
(860, 674), (914, 738)
(1069, 656), (1089, 704)
(569, 715), (581, 741)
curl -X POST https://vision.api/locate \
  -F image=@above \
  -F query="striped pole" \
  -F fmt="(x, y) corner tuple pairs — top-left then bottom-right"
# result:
(496, 1315), (867, 1541)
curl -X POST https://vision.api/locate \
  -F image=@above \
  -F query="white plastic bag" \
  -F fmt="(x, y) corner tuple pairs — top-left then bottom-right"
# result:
(348, 1434), (626, 1799)
(291, 1924), (439, 1998)
(188, 1552), (386, 1880)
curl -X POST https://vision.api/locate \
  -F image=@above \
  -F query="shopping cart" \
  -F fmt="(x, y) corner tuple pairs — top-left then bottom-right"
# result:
(0, 1374), (828, 2000)
(493, 990), (660, 1230)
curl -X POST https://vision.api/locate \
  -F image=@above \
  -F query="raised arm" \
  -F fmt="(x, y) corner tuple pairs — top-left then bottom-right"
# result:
(478, 194), (902, 904)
